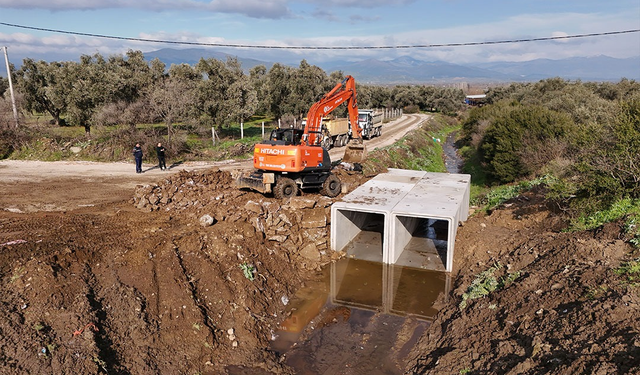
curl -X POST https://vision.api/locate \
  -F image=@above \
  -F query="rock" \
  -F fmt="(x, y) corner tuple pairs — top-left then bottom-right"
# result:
(299, 243), (320, 262)
(263, 201), (281, 214)
(278, 213), (292, 226)
(70, 146), (82, 154)
(316, 197), (333, 208)
(148, 194), (160, 205)
(268, 235), (288, 242)
(136, 197), (148, 209)
(199, 214), (215, 227)
(244, 200), (263, 214)
(302, 228), (327, 242)
(251, 217), (265, 233)
(288, 197), (316, 210)
(301, 209), (327, 228)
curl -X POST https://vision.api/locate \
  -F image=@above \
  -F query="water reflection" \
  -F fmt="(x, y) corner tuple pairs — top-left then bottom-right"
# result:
(271, 258), (451, 358)
(332, 258), (450, 320)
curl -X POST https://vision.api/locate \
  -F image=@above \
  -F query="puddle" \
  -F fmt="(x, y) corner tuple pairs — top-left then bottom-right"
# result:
(270, 258), (450, 374)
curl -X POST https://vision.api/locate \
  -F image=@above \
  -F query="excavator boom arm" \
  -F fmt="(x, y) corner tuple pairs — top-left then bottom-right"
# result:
(304, 76), (362, 146)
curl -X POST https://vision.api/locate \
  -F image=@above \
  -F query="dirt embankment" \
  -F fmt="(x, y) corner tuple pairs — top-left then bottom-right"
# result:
(407, 188), (640, 375)
(0, 167), (369, 374)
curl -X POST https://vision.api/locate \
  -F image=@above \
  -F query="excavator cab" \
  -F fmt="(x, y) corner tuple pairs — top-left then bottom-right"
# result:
(267, 128), (304, 146)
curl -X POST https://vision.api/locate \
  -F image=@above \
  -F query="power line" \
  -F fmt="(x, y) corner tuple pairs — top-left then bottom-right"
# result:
(1, 21), (638, 50)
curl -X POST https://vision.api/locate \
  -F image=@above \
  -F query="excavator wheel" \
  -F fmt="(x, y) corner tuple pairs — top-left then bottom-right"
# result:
(274, 177), (298, 199)
(320, 173), (341, 198)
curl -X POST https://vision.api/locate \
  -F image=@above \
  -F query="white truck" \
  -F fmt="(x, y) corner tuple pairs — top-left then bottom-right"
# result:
(357, 109), (383, 139)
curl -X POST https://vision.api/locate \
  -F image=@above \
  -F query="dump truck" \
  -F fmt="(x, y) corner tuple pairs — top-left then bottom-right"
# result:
(236, 75), (366, 198)
(301, 116), (350, 150)
(357, 109), (383, 139)
(321, 117), (351, 149)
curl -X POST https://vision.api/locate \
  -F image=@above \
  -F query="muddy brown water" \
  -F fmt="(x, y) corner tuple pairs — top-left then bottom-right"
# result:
(262, 258), (450, 374)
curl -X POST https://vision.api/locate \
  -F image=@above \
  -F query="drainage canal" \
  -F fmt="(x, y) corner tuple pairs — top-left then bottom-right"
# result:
(268, 258), (451, 374)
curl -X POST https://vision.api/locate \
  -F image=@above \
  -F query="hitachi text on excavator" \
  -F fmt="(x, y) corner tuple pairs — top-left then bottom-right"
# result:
(236, 75), (366, 198)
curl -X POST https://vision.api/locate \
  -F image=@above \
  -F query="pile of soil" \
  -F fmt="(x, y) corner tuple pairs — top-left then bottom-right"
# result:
(0, 167), (368, 374)
(407, 188), (640, 374)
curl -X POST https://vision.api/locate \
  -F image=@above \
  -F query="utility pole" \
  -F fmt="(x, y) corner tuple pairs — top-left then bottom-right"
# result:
(3, 46), (19, 128)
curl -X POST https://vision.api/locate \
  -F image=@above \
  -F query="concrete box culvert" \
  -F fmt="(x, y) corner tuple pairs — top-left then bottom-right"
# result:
(331, 169), (470, 272)
(330, 169), (426, 263)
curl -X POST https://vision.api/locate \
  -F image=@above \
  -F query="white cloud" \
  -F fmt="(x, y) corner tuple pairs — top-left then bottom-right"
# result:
(0, 0), (293, 19)
(1, 7), (638, 65)
(302, 0), (415, 6)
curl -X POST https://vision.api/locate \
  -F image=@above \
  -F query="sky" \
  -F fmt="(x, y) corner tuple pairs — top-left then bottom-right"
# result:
(0, 0), (639, 67)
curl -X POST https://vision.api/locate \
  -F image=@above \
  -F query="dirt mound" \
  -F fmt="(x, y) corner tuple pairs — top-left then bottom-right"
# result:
(0, 167), (368, 374)
(407, 189), (640, 374)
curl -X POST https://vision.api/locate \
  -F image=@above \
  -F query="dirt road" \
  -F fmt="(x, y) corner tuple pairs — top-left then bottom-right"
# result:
(0, 114), (426, 213)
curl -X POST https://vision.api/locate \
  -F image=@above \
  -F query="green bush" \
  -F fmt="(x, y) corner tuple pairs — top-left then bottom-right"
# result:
(480, 104), (573, 183)
(570, 99), (640, 210)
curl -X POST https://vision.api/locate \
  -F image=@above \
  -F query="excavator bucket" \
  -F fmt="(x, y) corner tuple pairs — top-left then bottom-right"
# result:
(342, 140), (367, 164)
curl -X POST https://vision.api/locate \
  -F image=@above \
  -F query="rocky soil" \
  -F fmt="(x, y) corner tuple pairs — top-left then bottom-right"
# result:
(0, 164), (638, 374)
(0, 167), (368, 374)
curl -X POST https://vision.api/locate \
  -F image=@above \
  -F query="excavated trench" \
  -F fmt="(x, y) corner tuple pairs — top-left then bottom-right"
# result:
(259, 132), (465, 374)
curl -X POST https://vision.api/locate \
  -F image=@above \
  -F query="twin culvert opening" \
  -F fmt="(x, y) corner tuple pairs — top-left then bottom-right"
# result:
(331, 170), (471, 272)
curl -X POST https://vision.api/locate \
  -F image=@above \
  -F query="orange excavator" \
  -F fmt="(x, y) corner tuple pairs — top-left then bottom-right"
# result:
(236, 75), (366, 198)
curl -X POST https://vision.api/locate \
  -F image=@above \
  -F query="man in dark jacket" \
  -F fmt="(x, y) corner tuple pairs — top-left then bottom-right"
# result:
(156, 142), (167, 170)
(133, 143), (143, 173)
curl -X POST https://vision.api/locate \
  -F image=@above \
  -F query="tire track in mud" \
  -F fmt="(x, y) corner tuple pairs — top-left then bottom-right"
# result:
(171, 240), (220, 342)
(82, 264), (124, 374)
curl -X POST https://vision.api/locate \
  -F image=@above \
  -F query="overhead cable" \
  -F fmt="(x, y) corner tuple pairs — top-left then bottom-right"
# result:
(1, 21), (638, 50)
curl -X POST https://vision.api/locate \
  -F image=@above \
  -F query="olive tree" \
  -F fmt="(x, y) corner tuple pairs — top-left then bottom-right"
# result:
(196, 57), (257, 130)
(264, 63), (292, 119)
(249, 65), (269, 115)
(17, 59), (69, 125)
(146, 63), (199, 143)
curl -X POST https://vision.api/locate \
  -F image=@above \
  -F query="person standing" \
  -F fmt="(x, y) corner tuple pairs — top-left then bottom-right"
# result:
(156, 142), (167, 170)
(133, 143), (143, 173)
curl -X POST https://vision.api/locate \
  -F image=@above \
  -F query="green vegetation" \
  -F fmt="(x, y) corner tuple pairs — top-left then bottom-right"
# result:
(459, 79), (640, 223)
(585, 285), (609, 300)
(1, 50), (465, 162)
(625, 217), (640, 248)
(239, 263), (255, 281)
(9, 267), (25, 283)
(361, 114), (452, 175)
(459, 263), (520, 309)
(571, 198), (640, 232)
(480, 175), (557, 211)
(615, 258), (640, 286)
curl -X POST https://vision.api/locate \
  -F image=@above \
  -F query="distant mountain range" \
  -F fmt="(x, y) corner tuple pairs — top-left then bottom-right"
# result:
(144, 48), (640, 84)
(4, 47), (639, 84)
